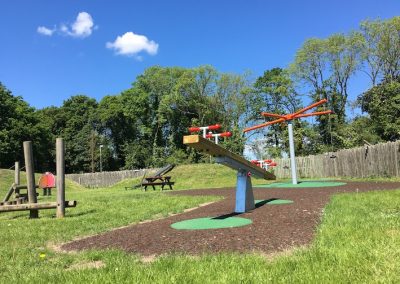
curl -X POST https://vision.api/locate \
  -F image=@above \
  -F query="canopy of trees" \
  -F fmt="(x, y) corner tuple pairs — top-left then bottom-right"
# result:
(0, 17), (398, 173)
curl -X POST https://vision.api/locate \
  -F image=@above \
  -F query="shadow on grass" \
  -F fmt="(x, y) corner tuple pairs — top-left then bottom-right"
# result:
(211, 198), (281, 219)
(66, 209), (96, 218)
(255, 198), (279, 207)
(212, 212), (241, 220)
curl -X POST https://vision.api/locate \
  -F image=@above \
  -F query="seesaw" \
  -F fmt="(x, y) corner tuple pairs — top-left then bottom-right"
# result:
(183, 135), (276, 213)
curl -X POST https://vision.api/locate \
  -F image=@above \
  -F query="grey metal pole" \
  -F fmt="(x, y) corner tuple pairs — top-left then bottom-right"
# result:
(23, 141), (39, 218)
(287, 121), (298, 185)
(56, 138), (65, 218)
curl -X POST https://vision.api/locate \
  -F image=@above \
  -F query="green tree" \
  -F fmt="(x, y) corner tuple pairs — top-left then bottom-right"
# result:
(56, 95), (99, 173)
(359, 17), (400, 85)
(345, 116), (382, 146)
(359, 20), (385, 86)
(33, 106), (60, 171)
(290, 32), (364, 149)
(379, 17), (400, 81)
(98, 95), (133, 170)
(359, 77), (400, 141)
(326, 32), (363, 122)
(212, 71), (255, 154)
(251, 68), (303, 157)
(0, 83), (47, 170)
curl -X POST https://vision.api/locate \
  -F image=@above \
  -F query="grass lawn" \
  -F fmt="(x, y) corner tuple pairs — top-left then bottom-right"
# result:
(0, 167), (400, 283)
(116, 163), (273, 191)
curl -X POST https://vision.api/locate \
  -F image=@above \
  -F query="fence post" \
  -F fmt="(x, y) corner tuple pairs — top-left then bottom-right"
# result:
(23, 141), (38, 218)
(14, 161), (20, 197)
(56, 138), (65, 218)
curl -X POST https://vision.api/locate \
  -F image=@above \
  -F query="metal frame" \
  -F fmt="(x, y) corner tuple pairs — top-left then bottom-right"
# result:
(183, 135), (275, 213)
(216, 156), (259, 213)
(244, 99), (333, 185)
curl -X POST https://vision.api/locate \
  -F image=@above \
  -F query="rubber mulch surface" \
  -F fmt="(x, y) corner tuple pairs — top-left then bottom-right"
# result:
(62, 181), (400, 256)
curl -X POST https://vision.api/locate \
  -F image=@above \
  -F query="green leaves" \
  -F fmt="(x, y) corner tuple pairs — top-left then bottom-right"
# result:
(0, 83), (41, 169)
(251, 68), (304, 157)
(359, 78), (400, 141)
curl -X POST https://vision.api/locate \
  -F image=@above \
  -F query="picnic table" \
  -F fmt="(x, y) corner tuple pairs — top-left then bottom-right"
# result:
(124, 164), (175, 191)
(142, 175), (174, 191)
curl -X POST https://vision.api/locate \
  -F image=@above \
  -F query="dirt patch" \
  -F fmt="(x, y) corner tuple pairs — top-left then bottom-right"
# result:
(62, 181), (400, 257)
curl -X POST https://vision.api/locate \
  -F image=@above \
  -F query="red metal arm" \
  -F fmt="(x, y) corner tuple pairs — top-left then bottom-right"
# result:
(188, 124), (221, 133)
(205, 131), (232, 138)
(261, 112), (286, 119)
(294, 110), (333, 119)
(244, 99), (332, 133)
(243, 118), (285, 133)
(293, 99), (328, 116)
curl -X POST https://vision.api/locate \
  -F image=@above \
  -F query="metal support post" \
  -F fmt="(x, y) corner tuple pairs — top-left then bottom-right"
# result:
(287, 121), (298, 184)
(235, 169), (255, 213)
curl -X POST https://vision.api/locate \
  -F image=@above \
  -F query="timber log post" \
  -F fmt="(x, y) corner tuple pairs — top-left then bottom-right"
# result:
(56, 138), (66, 218)
(23, 141), (38, 218)
(14, 162), (20, 197)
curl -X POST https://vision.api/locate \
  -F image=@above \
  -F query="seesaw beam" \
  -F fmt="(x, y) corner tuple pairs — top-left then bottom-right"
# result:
(183, 135), (275, 180)
(183, 135), (276, 213)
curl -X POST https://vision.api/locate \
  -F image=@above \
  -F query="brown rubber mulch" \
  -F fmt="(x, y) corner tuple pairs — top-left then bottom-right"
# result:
(62, 181), (400, 256)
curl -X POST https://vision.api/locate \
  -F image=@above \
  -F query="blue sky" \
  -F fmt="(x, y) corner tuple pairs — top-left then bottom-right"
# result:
(1, 0), (399, 109)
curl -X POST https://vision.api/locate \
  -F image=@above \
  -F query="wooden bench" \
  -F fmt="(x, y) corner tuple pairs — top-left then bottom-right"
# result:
(142, 176), (174, 191)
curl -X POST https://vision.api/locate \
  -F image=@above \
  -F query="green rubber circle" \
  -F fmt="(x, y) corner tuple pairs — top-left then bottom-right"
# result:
(171, 217), (252, 230)
(255, 199), (293, 205)
(257, 181), (346, 188)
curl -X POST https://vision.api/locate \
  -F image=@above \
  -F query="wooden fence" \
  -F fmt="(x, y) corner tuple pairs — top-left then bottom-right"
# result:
(66, 169), (151, 188)
(273, 140), (400, 179)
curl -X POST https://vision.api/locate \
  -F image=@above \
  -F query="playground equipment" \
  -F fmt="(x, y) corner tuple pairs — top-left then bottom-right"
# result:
(251, 159), (277, 170)
(188, 124), (221, 138)
(183, 135), (275, 213)
(189, 124), (232, 144)
(244, 99), (333, 185)
(2, 162), (34, 205)
(38, 172), (56, 196)
(205, 131), (232, 144)
(0, 138), (77, 218)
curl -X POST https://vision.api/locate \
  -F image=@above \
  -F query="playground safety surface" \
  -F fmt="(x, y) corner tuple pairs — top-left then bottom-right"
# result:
(62, 181), (400, 257)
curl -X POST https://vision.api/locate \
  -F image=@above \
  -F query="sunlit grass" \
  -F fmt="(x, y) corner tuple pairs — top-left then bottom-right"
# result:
(114, 163), (273, 191)
(1, 167), (400, 283)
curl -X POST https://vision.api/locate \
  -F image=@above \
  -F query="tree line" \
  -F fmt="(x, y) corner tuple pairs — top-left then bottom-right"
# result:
(0, 17), (398, 173)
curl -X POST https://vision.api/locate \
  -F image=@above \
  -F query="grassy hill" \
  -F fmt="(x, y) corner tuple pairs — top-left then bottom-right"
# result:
(115, 163), (273, 190)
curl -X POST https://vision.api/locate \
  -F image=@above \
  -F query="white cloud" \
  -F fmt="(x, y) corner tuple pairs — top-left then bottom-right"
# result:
(37, 12), (95, 39)
(37, 26), (55, 36)
(69, 12), (95, 38)
(106, 32), (158, 58)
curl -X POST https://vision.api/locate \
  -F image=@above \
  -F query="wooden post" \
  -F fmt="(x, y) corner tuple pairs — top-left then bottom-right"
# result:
(14, 161), (20, 197)
(2, 184), (15, 202)
(15, 161), (20, 184)
(0, 200), (77, 212)
(56, 138), (65, 218)
(23, 141), (38, 218)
